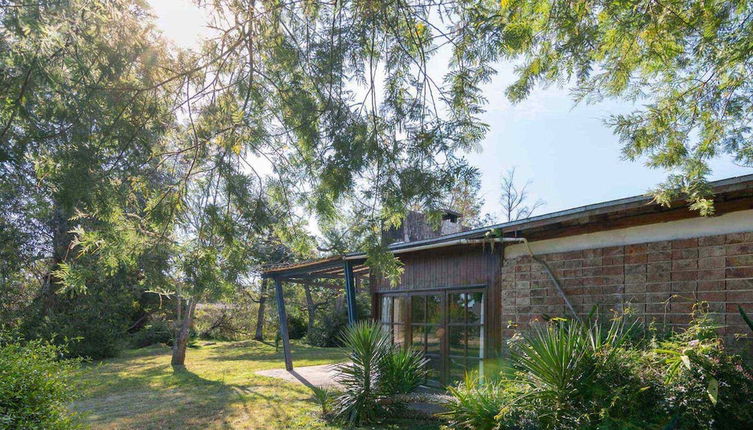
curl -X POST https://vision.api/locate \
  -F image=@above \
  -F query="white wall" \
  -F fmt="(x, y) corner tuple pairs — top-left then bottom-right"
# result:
(504, 209), (753, 259)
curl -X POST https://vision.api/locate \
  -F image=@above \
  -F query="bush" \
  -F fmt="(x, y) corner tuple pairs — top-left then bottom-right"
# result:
(442, 309), (753, 430)
(287, 314), (307, 340)
(0, 333), (81, 430)
(380, 346), (428, 395)
(129, 319), (173, 348)
(331, 321), (428, 426)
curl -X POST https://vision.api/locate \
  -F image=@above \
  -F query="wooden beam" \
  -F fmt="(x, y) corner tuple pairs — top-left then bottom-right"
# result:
(273, 278), (293, 371)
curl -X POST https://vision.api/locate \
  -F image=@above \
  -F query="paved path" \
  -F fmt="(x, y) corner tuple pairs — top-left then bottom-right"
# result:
(255, 363), (345, 389)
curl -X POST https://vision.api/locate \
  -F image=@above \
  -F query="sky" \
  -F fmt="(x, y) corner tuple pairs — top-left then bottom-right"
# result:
(148, 0), (752, 219)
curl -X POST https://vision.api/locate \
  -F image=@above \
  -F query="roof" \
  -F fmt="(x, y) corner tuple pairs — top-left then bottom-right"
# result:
(262, 173), (753, 278)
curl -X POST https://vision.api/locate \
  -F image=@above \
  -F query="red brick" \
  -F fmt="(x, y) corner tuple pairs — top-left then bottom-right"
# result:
(672, 238), (698, 249)
(648, 272), (671, 282)
(697, 291), (725, 302)
(698, 280), (724, 291)
(672, 248), (699, 260)
(626, 243), (648, 255)
(672, 259), (697, 271)
(671, 271), (698, 281)
(603, 256), (625, 265)
(672, 281), (697, 293)
(699, 246), (725, 258)
(625, 283), (647, 294)
(725, 232), (753, 244)
(625, 274), (647, 284)
(726, 254), (753, 267)
(726, 279), (753, 291)
(726, 243), (753, 256)
(625, 253), (648, 264)
(647, 251), (672, 262)
(602, 266), (624, 276)
(727, 290), (753, 303)
(726, 267), (753, 279)
(699, 235), (725, 246)
(647, 241), (672, 251)
(603, 246), (624, 257)
(697, 269), (724, 281)
(698, 256), (725, 269)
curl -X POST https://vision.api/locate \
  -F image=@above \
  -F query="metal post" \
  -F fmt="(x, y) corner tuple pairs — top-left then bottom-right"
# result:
(344, 261), (357, 324)
(273, 277), (293, 371)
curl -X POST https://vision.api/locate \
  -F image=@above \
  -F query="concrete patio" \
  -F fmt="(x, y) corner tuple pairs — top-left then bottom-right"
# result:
(255, 363), (345, 389)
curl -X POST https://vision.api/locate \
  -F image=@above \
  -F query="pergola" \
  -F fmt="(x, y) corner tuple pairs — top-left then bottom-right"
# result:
(260, 256), (369, 370)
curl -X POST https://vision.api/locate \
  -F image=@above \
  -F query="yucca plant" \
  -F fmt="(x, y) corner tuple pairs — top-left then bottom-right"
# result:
(380, 345), (429, 395)
(443, 372), (513, 430)
(332, 321), (392, 425)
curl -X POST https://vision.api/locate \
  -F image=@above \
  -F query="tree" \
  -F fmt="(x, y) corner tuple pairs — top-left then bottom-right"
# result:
(457, 0), (753, 214)
(500, 167), (544, 222)
(0, 0), (181, 356)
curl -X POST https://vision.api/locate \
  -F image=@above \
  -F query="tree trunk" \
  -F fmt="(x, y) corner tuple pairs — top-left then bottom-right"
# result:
(171, 298), (197, 368)
(303, 283), (316, 334)
(254, 279), (267, 341)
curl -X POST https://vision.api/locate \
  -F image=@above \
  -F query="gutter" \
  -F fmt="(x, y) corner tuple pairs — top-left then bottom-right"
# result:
(345, 235), (581, 322)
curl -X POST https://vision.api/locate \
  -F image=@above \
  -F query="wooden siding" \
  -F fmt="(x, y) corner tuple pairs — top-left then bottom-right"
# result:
(371, 244), (502, 357)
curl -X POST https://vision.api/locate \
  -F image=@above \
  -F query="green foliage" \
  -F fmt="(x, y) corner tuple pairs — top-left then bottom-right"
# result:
(461, 0), (753, 211)
(380, 346), (429, 395)
(287, 315), (308, 340)
(333, 321), (393, 425)
(332, 321), (428, 425)
(0, 333), (81, 430)
(130, 320), (174, 349)
(444, 374), (514, 430)
(739, 305), (753, 334)
(21, 282), (140, 359)
(443, 311), (753, 430)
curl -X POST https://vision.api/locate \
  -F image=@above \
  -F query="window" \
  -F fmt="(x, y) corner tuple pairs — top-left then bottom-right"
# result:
(379, 288), (486, 386)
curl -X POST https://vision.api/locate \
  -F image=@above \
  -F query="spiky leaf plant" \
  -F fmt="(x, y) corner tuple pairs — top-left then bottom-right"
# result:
(333, 321), (392, 425)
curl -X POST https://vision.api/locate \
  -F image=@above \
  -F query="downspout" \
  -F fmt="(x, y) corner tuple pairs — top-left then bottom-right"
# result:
(502, 237), (581, 322)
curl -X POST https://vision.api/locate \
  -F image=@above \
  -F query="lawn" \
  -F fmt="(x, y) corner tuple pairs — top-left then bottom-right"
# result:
(72, 340), (442, 429)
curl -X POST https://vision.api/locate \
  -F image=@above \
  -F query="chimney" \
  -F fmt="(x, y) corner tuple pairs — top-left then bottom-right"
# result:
(383, 209), (464, 244)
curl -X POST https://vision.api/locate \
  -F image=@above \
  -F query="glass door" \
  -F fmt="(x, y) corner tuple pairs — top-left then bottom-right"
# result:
(379, 288), (485, 386)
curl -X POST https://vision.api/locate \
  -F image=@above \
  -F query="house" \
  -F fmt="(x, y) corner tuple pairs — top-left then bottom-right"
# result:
(262, 174), (753, 386)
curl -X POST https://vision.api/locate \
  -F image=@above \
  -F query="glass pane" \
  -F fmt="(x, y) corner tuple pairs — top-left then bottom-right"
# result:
(411, 296), (425, 323)
(426, 295), (442, 325)
(380, 296), (392, 323)
(467, 292), (484, 325)
(448, 326), (465, 357)
(449, 293), (466, 323)
(427, 326), (441, 355)
(426, 356), (442, 386)
(393, 324), (406, 347)
(393, 296), (407, 324)
(449, 357), (467, 383)
(467, 326), (483, 360)
(412, 325), (427, 350)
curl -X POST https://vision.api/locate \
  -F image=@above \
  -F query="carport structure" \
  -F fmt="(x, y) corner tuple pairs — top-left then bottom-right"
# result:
(260, 256), (369, 370)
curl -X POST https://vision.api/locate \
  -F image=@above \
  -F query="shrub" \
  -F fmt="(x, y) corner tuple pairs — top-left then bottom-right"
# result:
(443, 309), (753, 430)
(129, 319), (173, 348)
(306, 305), (348, 347)
(0, 333), (81, 430)
(331, 321), (428, 425)
(287, 314), (307, 340)
(333, 321), (392, 425)
(380, 346), (428, 395)
(444, 373), (518, 430)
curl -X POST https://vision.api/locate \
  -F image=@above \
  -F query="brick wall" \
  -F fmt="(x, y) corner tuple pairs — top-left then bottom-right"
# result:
(499, 232), (753, 349)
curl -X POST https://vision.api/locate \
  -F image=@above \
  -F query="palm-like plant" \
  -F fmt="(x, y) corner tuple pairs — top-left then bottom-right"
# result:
(506, 316), (637, 428)
(333, 321), (392, 425)
(380, 345), (429, 395)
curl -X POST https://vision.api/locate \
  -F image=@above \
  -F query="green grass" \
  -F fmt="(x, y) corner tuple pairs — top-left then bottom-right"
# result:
(72, 340), (441, 429)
